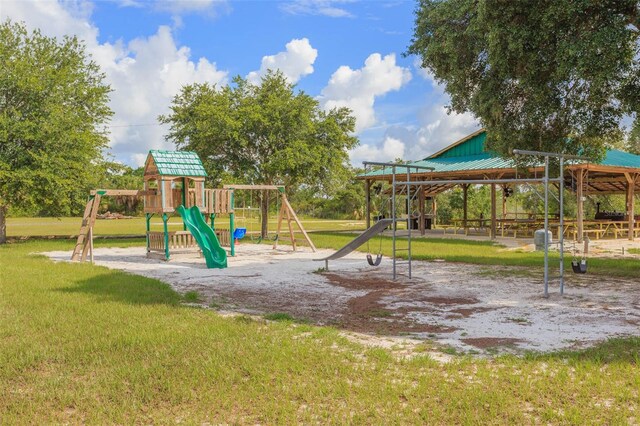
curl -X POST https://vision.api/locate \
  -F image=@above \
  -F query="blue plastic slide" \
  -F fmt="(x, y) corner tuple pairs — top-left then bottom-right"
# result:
(176, 205), (228, 269)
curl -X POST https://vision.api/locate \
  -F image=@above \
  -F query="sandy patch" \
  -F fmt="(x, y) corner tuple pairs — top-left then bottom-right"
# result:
(45, 245), (640, 355)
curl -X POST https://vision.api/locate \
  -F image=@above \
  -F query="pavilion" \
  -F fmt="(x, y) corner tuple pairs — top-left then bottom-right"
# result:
(361, 130), (640, 241)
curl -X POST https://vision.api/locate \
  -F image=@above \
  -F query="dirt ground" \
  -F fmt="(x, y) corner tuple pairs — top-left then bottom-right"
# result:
(45, 244), (640, 355)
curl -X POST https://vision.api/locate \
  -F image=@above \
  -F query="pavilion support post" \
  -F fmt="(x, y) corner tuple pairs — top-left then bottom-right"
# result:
(418, 186), (425, 235)
(365, 179), (372, 229)
(462, 184), (469, 229)
(576, 169), (585, 243)
(626, 173), (636, 241)
(433, 196), (438, 227)
(501, 185), (507, 219)
(490, 183), (497, 239)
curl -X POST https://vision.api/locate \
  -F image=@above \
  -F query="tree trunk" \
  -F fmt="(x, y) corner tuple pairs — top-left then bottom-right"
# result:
(0, 205), (7, 244)
(260, 190), (269, 239)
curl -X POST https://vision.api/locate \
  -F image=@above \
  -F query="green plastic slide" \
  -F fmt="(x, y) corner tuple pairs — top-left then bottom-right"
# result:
(176, 205), (228, 269)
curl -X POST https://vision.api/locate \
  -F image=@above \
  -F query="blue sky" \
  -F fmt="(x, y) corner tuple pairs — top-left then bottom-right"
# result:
(2, 0), (479, 166)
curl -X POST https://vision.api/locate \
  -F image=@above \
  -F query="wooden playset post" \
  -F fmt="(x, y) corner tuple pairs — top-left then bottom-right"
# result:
(284, 196), (296, 251)
(88, 226), (94, 264)
(182, 177), (187, 231)
(145, 213), (152, 253)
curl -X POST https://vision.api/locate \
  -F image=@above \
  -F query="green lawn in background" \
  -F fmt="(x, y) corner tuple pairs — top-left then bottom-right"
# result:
(1, 239), (639, 423)
(6, 216), (366, 237)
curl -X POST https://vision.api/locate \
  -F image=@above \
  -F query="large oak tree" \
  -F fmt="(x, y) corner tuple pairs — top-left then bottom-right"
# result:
(408, 0), (640, 159)
(0, 20), (112, 243)
(160, 71), (358, 237)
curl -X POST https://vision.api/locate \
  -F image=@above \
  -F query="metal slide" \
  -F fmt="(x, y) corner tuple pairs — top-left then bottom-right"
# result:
(176, 205), (228, 269)
(314, 219), (394, 268)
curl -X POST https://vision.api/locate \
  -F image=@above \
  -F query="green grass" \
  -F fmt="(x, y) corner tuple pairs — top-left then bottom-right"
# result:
(311, 232), (640, 278)
(182, 290), (202, 303)
(1, 240), (640, 423)
(264, 312), (297, 322)
(6, 216), (366, 237)
(629, 248), (640, 255)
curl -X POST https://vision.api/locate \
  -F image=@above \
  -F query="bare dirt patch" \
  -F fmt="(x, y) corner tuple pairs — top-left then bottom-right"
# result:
(323, 273), (401, 291)
(45, 245), (640, 355)
(462, 337), (524, 349)
(448, 306), (502, 318)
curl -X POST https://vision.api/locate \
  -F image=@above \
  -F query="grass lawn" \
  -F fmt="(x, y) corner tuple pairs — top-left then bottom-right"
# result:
(6, 216), (366, 237)
(1, 239), (639, 423)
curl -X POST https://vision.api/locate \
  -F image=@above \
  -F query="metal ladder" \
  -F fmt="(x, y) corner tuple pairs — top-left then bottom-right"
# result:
(392, 167), (418, 280)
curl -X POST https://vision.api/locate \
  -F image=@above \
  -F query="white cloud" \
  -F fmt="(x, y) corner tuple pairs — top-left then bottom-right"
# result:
(410, 106), (479, 159)
(280, 0), (355, 18)
(153, 0), (229, 15)
(408, 57), (480, 158)
(350, 136), (405, 164)
(247, 38), (318, 85)
(2, 0), (228, 166)
(320, 53), (412, 133)
(413, 57), (436, 83)
(116, 0), (230, 15)
(346, 57), (479, 165)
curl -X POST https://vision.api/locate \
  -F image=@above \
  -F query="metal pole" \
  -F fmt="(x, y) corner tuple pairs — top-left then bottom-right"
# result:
(365, 179), (371, 230)
(363, 161), (435, 171)
(512, 149), (589, 161)
(543, 156), (550, 298)
(559, 157), (565, 295)
(230, 191), (235, 257)
(407, 167), (412, 279)
(395, 178), (554, 186)
(392, 166), (397, 280)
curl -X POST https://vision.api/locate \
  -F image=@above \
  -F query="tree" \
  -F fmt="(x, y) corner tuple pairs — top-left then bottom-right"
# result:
(0, 20), (112, 243)
(160, 70), (358, 237)
(627, 119), (640, 155)
(99, 162), (145, 215)
(408, 0), (640, 160)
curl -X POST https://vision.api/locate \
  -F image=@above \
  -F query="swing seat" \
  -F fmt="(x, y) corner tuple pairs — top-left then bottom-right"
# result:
(571, 259), (587, 274)
(233, 228), (247, 239)
(366, 253), (383, 266)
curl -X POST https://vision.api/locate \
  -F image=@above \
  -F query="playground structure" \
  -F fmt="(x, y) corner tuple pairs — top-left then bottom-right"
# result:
(320, 152), (589, 297)
(71, 150), (315, 267)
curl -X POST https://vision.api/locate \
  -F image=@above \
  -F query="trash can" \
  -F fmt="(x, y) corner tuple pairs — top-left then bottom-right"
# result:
(534, 229), (553, 251)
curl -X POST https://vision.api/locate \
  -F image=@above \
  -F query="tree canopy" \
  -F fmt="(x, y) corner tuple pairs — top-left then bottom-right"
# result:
(0, 20), (112, 242)
(408, 0), (640, 159)
(160, 71), (358, 235)
(160, 71), (357, 188)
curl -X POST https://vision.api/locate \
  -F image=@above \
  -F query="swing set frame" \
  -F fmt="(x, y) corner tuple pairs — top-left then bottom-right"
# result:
(392, 149), (589, 297)
(223, 185), (316, 252)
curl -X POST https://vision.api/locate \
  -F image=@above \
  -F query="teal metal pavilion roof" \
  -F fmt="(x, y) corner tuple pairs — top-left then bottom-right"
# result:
(361, 130), (640, 178)
(147, 150), (207, 177)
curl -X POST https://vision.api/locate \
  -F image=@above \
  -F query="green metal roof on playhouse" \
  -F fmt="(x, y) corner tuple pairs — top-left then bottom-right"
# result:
(146, 150), (207, 177)
(361, 129), (640, 177)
